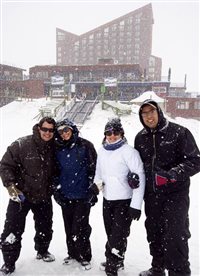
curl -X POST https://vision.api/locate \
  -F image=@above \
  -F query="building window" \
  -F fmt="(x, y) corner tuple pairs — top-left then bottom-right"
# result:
(111, 24), (117, 31)
(135, 43), (140, 49)
(135, 31), (140, 37)
(135, 49), (139, 55)
(57, 33), (65, 41)
(96, 32), (101, 38)
(149, 58), (155, 66)
(194, 101), (200, 109)
(74, 41), (79, 50)
(104, 27), (109, 37)
(176, 101), (189, 109)
(119, 20), (125, 31)
(127, 17), (133, 24)
(36, 71), (48, 79)
(149, 68), (155, 73)
(89, 34), (94, 44)
(82, 38), (87, 45)
(135, 25), (140, 32)
(4, 70), (10, 76)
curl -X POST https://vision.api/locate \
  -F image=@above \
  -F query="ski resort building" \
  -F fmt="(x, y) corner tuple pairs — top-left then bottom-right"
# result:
(56, 3), (162, 82)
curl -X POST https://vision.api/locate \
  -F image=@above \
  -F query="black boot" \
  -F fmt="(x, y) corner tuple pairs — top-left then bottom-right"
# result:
(168, 270), (191, 276)
(139, 267), (166, 276)
(100, 261), (124, 271)
(36, 251), (55, 262)
(0, 264), (15, 275)
(106, 272), (118, 276)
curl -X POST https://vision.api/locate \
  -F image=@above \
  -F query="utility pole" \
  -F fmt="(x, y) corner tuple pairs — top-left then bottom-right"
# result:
(100, 84), (106, 110)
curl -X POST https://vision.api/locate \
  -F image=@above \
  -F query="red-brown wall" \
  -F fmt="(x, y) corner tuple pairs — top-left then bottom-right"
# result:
(166, 97), (200, 119)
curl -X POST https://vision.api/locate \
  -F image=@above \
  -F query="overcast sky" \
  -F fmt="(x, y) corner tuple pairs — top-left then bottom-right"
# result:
(1, 0), (199, 92)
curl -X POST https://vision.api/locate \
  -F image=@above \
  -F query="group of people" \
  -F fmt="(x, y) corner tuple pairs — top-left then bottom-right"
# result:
(0, 99), (200, 276)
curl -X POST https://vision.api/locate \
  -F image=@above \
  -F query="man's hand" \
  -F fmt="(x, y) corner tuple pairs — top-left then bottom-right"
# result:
(129, 207), (141, 221)
(155, 168), (177, 186)
(7, 184), (25, 203)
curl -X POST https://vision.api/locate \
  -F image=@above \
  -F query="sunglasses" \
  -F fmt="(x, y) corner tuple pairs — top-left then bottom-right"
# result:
(104, 130), (121, 136)
(40, 127), (54, 133)
(58, 127), (71, 135)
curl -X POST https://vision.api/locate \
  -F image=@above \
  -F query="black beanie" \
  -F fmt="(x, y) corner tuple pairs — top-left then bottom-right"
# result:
(104, 118), (124, 135)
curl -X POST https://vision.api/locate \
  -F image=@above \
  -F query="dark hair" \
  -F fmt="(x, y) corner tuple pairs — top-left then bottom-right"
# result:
(38, 117), (56, 128)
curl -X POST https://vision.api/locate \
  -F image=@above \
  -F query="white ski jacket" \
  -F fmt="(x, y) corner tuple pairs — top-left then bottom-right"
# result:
(94, 143), (145, 210)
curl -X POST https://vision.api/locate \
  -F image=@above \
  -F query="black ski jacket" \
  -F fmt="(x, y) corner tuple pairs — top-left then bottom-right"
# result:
(134, 101), (200, 194)
(0, 124), (56, 203)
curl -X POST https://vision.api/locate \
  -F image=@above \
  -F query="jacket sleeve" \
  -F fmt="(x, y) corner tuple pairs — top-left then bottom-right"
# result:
(93, 149), (102, 184)
(0, 140), (21, 187)
(174, 127), (200, 180)
(124, 147), (146, 210)
(86, 141), (97, 181)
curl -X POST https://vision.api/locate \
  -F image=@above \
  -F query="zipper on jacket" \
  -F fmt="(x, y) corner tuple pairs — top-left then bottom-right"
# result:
(152, 132), (156, 192)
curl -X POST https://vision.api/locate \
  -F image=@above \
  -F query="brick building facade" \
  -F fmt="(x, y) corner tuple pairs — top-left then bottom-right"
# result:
(56, 3), (162, 81)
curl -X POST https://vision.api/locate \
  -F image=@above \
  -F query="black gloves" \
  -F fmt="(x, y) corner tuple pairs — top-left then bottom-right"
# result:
(89, 183), (100, 195)
(88, 194), (98, 207)
(87, 183), (100, 207)
(155, 168), (177, 186)
(129, 207), (141, 221)
(127, 172), (139, 189)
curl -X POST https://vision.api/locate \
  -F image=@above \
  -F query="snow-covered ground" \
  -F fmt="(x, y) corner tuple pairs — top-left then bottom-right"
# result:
(0, 98), (199, 275)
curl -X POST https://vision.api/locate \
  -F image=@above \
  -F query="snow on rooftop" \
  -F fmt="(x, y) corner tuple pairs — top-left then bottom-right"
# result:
(130, 91), (165, 103)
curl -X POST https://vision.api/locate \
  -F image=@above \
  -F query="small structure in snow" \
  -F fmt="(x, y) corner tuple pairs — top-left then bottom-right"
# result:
(130, 91), (166, 110)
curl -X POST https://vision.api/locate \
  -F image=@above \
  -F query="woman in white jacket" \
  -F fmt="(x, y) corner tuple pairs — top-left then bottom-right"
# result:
(92, 118), (145, 276)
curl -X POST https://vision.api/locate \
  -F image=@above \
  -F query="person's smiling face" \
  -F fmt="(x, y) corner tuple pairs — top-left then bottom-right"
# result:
(105, 129), (122, 144)
(58, 127), (73, 140)
(141, 105), (159, 129)
(38, 122), (54, 141)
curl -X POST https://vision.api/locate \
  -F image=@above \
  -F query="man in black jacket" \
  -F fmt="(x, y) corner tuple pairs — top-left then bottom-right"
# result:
(0, 117), (56, 275)
(134, 100), (200, 276)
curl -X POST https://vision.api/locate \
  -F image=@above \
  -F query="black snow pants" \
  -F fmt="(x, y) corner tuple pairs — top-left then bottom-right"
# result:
(103, 198), (132, 275)
(61, 199), (92, 262)
(144, 190), (191, 275)
(0, 199), (53, 266)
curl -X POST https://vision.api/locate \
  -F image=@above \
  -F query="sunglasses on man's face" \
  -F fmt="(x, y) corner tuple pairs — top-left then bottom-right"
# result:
(40, 127), (54, 133)
(58, 127), (71, 135)
(104, 130), (121, 136)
